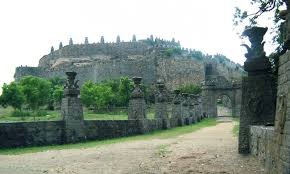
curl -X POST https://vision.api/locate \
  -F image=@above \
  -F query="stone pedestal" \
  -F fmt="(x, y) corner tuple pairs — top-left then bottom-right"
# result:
(172, 90), (183, 126)
(155, 81), (170, 129)
(239, 27), (276, 154)
(181, 93), (190, 125)
(128, 77), (146, 120)
(61, 72), (86, 143)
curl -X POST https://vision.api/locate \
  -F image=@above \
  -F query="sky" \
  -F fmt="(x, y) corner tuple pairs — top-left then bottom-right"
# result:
(0, 0), (277, 87)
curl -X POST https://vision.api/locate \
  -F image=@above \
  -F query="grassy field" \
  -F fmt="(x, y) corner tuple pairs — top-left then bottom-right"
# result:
(0, 107), (155, 122)
(0, 118), (217, 155)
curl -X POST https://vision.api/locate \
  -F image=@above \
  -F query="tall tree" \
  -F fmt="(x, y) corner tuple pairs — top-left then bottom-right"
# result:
(0, 82), (24, 110)
(19, 76), (52, 111)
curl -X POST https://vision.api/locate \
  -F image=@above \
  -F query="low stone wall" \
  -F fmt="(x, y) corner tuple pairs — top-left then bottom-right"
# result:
(0, 121), (64, 148)
(249, 125), (275, 172)
(0, 117), (195, 148)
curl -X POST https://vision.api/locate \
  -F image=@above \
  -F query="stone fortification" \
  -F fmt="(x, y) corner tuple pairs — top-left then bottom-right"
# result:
(14, 35), (244, 88)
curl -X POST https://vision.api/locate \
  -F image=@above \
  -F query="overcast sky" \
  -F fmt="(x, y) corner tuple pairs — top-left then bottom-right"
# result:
(0, 0), (276, 87)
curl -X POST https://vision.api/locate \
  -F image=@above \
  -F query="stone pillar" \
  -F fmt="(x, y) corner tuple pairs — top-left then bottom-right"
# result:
(172, 89), (183, 126)
(100, 36), (105, 44)
(84, 37), (89, 44)
(59, 42), (63, 49)
(181, 93), (190, 124)
(61, 72), (86, 143)
(116, 35), (121, 43)
(128, 77), (146, 120)
(50, 46), (54, 53)
(238, 27), (276, 154)
(132, 35), (137, 42)
(155, 81), (170, 129)
(69, 38), (73, 45)
(197, 95), (203, 120)
(201, 81), (217, 118)
(189, 94), (196, 123)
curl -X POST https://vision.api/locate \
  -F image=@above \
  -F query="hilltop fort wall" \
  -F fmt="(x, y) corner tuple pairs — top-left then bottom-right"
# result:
(14, 36), (244, 88)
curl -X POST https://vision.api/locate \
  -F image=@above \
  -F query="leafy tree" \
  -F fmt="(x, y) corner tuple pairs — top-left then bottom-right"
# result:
(93, 85), (115, 110)
(118, 77), (134, 106)
(80, 81), (115, 111)
(233, 0), (288, 75)
(0, 82), (24, 110)
(52, 85), (64, 106)
(80, 80), (96, 108)
(233, 0), (286, 44)
(19, 76), (52, 111)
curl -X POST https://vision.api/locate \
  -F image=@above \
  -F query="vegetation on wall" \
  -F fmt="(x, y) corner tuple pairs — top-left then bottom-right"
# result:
(178, 84), (202, 95)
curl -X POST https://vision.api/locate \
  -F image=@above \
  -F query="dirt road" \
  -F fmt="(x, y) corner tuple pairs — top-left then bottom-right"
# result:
(0, 122), (264, 174)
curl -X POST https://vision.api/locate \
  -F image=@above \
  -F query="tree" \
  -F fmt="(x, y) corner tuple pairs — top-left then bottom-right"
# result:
(80, 80), (96, 108)
(234, 0), (288, 75)
(0, 82), (24, 110)
(48, 77), (65, 110)
(234, 0), (285, 44)
(118, 77), (134, 106)
(19, 76), (52, 111)
(52, 85), (64, 107)
(80, 81), (115, 111)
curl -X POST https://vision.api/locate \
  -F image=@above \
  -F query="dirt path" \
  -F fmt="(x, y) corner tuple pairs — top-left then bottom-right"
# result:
(0, 122), (264, 174)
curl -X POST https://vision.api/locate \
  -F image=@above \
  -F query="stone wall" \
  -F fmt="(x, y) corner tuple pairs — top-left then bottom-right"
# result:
(272, 51), (290, 174)
(0, 121), (64, 148)
(249, 126), (275, 172)
(0, 117), (185, 148)
(248, 42), (290, 174)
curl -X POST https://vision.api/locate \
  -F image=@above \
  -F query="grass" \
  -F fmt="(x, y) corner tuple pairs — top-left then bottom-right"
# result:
(0, 118), (217, 155)
(0, 107), (157, 122)
(0, 107), (60, 122)
(155, 144), (171, 157)
(232, 118), (240, 137)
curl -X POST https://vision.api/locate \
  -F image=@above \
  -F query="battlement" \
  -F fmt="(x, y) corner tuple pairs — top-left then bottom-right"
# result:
(38, 36), (183, 68)
(14, 66), (44, 81)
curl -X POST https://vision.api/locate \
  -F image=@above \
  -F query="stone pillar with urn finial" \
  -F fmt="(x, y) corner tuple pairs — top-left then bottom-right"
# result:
(128, 77), (146, 120)
(181, 93), (191, 125)
(172, 89), (183, 126)
(61, 72), (86, 143)
(238, 27), (276, 154)
(155, 80), (170, 129)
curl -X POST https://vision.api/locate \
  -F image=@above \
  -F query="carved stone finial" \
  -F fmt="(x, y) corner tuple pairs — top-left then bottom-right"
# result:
(84, 37), (89, 44)
(64, 72), (79, 97)
(132, 35), (137, 42)
(241, 27), (268, 59)
(130, 77), (144, 99)
(69, 38), (73, 45)
(100, 36), (105, 44)
(116, 35), (121, 43)
(59, 42), (63, 49)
